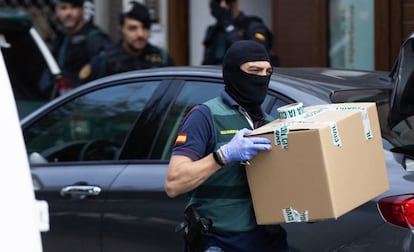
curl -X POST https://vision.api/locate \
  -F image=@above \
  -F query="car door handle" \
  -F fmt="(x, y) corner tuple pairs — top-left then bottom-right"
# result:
(60, 185), (102, 197)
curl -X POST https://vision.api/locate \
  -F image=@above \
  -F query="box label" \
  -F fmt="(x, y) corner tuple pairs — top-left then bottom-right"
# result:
(274, 125), (289, 148)
(282, 207), (309, 223)
(278, 102), (304, 120)
(334, 106), (372, 140)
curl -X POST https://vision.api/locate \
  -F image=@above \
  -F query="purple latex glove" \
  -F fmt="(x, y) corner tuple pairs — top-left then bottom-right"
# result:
(220, 128), (272, 163)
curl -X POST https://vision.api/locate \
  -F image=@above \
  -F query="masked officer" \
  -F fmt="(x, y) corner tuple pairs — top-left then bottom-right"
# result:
(165, 40), (289, 251)
(202, 0), (275, 66)
(79, 1), (175, 83)
(49, 0), (112, 95)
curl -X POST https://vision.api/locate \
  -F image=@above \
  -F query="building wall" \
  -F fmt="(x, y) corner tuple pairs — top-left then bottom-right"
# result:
(273, 0), (328, 67)
(375, 0), (414, 70)
(2, 0), (412, 69)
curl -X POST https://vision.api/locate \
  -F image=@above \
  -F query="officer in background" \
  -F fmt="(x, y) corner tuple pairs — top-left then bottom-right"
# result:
(79, 1), (175, 83)
(202, 0), (276, 66)
(48, 0), (112, 96)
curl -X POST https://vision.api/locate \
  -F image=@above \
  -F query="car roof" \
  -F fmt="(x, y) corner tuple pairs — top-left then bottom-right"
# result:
(22, 65), (393, 124)
(80, 65), (393, 103)
(0, 8), (32, 31)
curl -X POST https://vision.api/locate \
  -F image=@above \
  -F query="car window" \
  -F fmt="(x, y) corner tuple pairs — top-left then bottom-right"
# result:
(261, 89), (292, 118)
(24, 81), (161, 163)
(262, 94), (289, 118)
(154, 81), (292, 160)
(155, 80), (223, 160)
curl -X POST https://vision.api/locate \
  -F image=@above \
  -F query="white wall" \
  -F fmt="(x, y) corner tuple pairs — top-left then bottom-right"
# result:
(189, 0), (272, 65)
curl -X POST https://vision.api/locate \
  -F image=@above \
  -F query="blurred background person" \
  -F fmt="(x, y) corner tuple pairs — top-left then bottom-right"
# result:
(43, 0), (112, 97)
(79, 1), (174, 83)
(202, 0), (276, 66)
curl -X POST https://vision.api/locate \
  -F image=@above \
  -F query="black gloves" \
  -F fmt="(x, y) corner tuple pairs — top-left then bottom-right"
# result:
(210, 1), (233, 30)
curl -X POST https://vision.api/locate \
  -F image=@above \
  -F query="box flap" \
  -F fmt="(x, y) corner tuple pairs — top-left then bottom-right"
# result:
(251, 103), (375, 138)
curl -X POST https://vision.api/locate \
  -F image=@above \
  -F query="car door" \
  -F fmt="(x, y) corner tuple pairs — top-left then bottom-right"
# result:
(101, 79), (223, 252)
(23, 78), (173, 252)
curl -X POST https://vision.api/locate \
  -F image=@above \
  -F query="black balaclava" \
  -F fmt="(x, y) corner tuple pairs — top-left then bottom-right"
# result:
(223, 40), (271, 121)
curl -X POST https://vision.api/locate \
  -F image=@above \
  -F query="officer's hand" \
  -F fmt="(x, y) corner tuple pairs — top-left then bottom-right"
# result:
(220, 128), (272, 163)
(210, 1), (233, 29)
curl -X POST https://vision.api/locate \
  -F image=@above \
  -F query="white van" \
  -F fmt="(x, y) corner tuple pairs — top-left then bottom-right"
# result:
(0, 45), (46, 251)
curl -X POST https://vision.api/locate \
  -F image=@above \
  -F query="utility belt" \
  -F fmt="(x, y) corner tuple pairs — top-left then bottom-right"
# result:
(176, 205), (212, 252)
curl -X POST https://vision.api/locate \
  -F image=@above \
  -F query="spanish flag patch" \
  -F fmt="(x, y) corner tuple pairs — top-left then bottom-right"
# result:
(175, 133), (187, 145)
(255, 32), (265, 41)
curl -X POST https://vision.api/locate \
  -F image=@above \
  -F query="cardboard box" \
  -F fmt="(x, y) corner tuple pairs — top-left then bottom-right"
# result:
(246, 102), (389, 224)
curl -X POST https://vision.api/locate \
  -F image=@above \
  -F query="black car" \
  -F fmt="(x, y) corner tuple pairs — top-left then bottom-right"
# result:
(21, 34), (414, 251)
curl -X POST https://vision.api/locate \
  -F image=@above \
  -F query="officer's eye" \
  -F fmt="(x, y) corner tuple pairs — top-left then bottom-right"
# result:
(126, 25), (135, 31)
(245, 67), (271, 76)
(266, 68), (273, 76)
(245, 70), (257, 75)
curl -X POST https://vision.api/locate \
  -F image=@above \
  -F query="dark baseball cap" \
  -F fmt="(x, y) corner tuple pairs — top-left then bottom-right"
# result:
(54, 0), (84, 7)
(120, 1), (151, 29)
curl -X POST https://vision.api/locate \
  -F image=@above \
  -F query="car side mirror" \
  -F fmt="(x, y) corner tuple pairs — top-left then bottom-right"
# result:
(29, 152), (48, 164)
